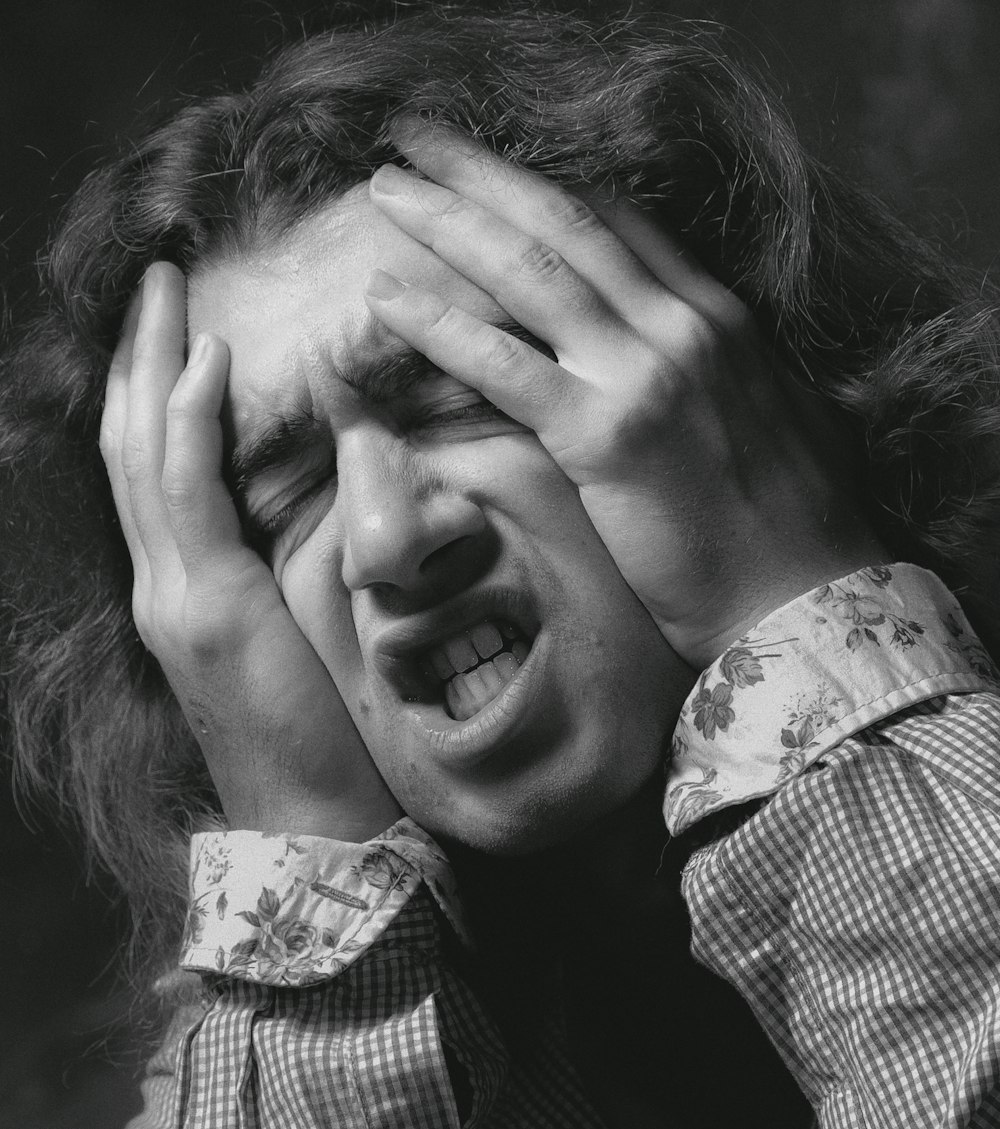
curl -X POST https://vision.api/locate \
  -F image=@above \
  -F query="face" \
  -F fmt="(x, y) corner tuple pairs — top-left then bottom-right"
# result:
(188, 185), (690, 853)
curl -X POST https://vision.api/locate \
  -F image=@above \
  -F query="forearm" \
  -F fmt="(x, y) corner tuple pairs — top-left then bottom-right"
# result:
(130, 822), (476, 1129)
(130, 821), (605, 1129)
(130, 894), (472, 1129)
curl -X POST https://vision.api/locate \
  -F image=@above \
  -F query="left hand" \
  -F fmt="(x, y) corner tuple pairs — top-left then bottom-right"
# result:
(100, 264), (401, 840)
(365, 119), (885, 669)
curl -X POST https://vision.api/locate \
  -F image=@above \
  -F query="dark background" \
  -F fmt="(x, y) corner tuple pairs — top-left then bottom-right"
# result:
(1, 1), (998, 1126)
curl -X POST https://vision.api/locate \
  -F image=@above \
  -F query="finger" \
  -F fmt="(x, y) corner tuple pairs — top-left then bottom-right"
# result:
(370, 163), (626, 363)
(161, 333), (246, 576)
(390, 117), (751, 336)
(373, 155), (673, 347)
(121, 261), (188, 568)
(364, 269), (585, 438)
(388, 120), (675, 313)
(100, 293), (151, 584)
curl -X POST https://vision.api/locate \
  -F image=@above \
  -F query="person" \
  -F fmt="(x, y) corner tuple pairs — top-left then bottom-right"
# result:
(2, 6), (999, 1127)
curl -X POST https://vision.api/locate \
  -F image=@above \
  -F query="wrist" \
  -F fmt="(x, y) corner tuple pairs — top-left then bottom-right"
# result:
(222, 788), (404, 842)
(661, 546), (893, 671)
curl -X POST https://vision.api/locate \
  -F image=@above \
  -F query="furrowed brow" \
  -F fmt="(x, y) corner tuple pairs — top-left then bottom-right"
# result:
(229, 403), (323, 499)
(229, 320), (553, 496)
(340, 347), (430, 404)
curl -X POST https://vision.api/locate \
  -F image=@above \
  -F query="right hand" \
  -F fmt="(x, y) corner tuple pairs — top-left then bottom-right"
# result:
(367, 125), (885, 670)
(100, 261), (401, 840)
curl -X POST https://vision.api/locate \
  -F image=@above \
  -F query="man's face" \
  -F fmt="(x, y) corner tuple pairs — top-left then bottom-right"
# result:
(188, 185), (689, 852)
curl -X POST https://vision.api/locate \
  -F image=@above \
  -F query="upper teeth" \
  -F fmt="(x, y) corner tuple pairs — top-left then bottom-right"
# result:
(426, 620), (524, 681)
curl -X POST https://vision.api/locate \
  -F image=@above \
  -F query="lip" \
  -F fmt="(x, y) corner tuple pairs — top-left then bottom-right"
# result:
(371, 587), (545, 767)
(407, 627), (546, 767)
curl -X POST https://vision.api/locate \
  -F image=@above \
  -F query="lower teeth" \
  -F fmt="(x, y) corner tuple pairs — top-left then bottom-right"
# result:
(444, 642), (529, 720)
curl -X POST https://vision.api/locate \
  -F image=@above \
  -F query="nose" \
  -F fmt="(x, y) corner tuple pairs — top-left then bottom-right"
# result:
(338, 435), (490, 598)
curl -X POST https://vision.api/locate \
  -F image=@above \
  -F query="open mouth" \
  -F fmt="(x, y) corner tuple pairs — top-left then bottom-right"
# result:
(422, 620), (533, 721)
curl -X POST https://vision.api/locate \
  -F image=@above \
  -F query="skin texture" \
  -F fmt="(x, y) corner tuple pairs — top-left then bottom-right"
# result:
(185, 189), (690, 851)
(368, 121), (886, 664)
(100, 128), (880, 845)
(101, 269), (402, 840)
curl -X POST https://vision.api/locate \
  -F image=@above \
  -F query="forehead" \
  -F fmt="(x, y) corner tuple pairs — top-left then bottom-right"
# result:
(186, 182), (503, 426)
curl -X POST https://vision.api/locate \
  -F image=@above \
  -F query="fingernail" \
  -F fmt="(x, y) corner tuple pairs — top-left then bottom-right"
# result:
(365, 269), (407, 301)
(371, 163), (411, 196)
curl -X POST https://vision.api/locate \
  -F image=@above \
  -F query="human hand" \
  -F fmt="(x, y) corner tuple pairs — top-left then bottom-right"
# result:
(100, 262), (401, 839)
(365, 121), (886, 669)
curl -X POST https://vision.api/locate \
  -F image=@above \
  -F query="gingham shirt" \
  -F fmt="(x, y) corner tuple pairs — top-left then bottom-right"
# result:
(130, 566), (1000, 1128)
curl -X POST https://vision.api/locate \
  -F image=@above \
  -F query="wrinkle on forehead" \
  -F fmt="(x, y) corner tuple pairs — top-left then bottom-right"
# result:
(187, 180), (508, 428)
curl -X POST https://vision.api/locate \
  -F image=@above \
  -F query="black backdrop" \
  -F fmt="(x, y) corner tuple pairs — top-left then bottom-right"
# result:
(1, 1), (998, 1126)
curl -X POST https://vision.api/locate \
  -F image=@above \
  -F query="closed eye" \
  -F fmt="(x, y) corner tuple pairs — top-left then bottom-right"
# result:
(419, 400), (510, 426)
(247, 470), (335, 553)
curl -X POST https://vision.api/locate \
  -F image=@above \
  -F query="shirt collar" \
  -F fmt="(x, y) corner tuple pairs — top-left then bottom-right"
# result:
(664, 564), (1000, 835)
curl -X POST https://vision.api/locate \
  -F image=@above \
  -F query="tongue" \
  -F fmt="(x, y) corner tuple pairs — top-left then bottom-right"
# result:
(445, 645), (528, 721)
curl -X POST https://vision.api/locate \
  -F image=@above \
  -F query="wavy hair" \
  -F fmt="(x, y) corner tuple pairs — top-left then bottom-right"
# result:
(2, 4), (999, 990)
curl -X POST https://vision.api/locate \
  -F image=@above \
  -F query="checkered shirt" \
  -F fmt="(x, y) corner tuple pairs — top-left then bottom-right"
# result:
(129, 566), (1000, 1127)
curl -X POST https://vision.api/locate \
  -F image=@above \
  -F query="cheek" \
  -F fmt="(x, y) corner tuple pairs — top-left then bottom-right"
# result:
(278, 537), (361, 688)
(461, 437), (590, 538)
(481, 445), (627, 583)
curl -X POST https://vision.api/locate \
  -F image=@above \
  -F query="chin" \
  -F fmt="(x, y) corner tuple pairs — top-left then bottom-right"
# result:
(396, 743), (668, 858)
(356, 610), (685, 855)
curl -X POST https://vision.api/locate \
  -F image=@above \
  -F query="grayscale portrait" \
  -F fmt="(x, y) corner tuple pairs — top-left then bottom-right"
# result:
(2, 2), (998, 1126)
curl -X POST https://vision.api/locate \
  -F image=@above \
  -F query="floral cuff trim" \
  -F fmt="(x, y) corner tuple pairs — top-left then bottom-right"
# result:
(665, 564), (1000, 835)
(181, 817), (466, 986)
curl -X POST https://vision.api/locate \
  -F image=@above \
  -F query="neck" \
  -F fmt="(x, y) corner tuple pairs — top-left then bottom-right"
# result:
(445, 783), (812, 1129)
(447, 776), (679, 964)
(445, 777), (694, 1127)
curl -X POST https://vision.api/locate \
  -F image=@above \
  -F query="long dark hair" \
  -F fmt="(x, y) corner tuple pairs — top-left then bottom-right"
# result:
(2, 4), (999, 989)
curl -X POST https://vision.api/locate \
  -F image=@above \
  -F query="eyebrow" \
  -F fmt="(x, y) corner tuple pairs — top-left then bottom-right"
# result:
(229, 318), (553, 499)
(229, 399), (323, 499)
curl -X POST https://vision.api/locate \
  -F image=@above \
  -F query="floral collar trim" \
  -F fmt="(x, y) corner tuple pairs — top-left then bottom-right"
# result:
(181, 818), (465, 986)
(663, 564), (1000, 835)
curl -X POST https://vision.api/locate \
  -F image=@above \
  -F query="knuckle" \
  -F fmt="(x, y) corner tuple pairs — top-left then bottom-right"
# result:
(119, 430), (150, 482)
(160, 444), (200, 508)
(515, 241), (566, 283)
(602, 392), (670, 454)
(165, 386), (195, 420)
(424, 300), (465, 338)
(163, 400), (201, 448)
(151, 592), (226, 665)
(595, 344), (687, 451)
(133, 569), (243, 672)
(482, 331), (524, 372)
(542, 193), (601, 236)
(181, 588), (248, 662)
(673, 306), (723, 366)
(437, 193), (474, 220)
(182, 623), (228, 667)
(159, 468), (197, 513)
(98, 419), (121, 465)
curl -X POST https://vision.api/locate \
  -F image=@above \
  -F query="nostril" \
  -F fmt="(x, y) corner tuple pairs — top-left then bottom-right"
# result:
(342, 487), (492, 594)
(418, 525), (500, 590)
(419, 533), (478, 575)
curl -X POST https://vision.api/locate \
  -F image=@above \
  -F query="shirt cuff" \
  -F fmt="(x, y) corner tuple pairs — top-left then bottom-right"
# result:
(180, 817), (465, 986)
(664, 563), (1000, 835)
